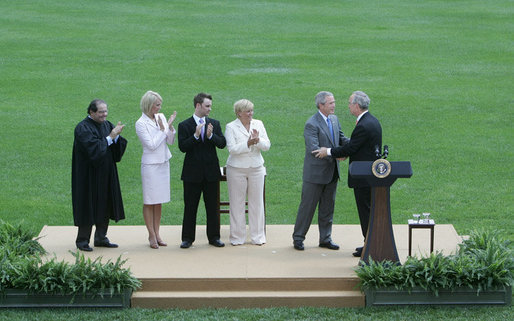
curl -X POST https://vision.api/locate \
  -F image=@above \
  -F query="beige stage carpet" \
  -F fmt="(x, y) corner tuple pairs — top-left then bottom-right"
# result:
(38, 224), (462, 279)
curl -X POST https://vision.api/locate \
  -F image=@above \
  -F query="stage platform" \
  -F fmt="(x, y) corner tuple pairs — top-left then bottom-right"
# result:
(38, 224), (463, 309)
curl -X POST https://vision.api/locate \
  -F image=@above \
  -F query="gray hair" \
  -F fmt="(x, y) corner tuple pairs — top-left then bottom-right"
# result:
(140, 90), (162, 114)
(315, 91), (334, 109)
(351, 91), (370, 109)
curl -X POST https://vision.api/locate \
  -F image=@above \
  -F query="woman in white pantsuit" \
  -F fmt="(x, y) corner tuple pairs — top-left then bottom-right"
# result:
(135, 91), (177, 249)
(225, 99), (270, 245)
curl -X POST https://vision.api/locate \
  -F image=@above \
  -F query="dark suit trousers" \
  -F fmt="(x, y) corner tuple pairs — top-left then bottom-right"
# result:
(182, 180), (221, 243)
(76, 219), (109, 247)
(353, 187), (371, 240)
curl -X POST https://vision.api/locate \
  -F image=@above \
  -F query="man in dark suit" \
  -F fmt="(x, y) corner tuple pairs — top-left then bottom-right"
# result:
(312, 91), (382, 257)
(178, 93), (226, 248)
(292, 91), (349, 251)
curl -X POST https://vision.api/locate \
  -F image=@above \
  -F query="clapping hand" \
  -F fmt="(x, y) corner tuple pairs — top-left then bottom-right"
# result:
(168, 111), (177, 128)
(206, 123), (213, 138)
(157, 116), (165, 131)
(247, 129), (260, 147)
(110, 121), (125, 139)
(195, 122), (205, 138)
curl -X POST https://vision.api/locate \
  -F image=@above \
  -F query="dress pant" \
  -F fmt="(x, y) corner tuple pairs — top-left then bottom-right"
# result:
(181, 180), (220, 243)
(293, 167), (338, 244)
(226, 165), (266, 245)
(354, 186), (371, 239)
(76, 219), (109, 247)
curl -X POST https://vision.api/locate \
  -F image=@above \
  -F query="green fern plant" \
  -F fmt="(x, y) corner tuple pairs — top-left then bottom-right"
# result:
(0, 220), (45, 258)
(5, 252), (141, 296)
(0, 220), (141, 296)
(356, 229), (514, 295)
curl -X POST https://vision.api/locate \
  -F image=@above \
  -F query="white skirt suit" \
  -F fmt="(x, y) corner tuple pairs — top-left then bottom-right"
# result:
(225, 118), (271, 245)
(135, 113), (176, 205)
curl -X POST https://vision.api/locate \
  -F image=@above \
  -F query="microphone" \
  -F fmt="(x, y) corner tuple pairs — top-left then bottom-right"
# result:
(383, 145), (389, 159)
(375, 145), (381, 158)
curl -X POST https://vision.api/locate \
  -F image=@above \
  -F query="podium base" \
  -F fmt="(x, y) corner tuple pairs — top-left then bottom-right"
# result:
(361, 186), (399, 264)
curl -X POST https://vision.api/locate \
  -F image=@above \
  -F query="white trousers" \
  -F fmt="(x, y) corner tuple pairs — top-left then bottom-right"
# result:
(226, 165), (266, 245)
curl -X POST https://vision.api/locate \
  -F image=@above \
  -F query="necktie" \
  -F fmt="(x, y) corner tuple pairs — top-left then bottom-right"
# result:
(327, 117), (335, 142)
(199, 118), (205, 141)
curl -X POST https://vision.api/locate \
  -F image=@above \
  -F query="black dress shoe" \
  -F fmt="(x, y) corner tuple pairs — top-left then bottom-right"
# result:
(94, 242), (118, 248)
(180, 241), (192, 248)
(209, 239), (225, 247)
(355, 246), (363, 252)
(77, 244), (93, 252)
(293, 240), (304, 251)
(319, 241), (340, 250)
(353, 247), (363, 257)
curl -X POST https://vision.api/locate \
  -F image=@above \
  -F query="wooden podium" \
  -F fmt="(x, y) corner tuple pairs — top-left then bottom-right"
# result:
(349, 161), (412, 264)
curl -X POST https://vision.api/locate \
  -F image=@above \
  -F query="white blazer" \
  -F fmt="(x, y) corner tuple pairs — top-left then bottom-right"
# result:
(135, 113), (175, 165)
(225, 118), (270, 168)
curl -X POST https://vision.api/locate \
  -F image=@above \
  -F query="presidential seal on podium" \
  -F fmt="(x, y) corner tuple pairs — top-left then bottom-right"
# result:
(372, 158), (391, 178)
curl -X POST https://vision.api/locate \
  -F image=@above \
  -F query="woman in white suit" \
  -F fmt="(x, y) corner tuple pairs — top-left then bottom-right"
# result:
(225, 99), (270, 245)
(135, 91), (177, 249)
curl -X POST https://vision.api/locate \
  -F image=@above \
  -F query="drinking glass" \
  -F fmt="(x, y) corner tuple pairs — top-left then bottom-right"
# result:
(422, 213), (430, 223)
(413, 214), (420, 223)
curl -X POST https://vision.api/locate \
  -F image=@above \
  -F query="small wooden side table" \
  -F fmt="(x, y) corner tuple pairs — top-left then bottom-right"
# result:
(408, 219), (435, 257)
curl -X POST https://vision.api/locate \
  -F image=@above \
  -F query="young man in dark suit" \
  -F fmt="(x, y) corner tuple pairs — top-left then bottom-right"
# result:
(312, 91), (382, 257)
(178, 93), (226, 248)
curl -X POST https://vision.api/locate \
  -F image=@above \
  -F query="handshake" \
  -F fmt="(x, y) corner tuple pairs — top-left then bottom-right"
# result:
(312, 147), (346, 161)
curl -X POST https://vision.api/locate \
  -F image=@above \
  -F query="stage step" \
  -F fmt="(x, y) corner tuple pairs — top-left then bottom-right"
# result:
(131, 277), (364, 308)
(132, 290), (364, 309)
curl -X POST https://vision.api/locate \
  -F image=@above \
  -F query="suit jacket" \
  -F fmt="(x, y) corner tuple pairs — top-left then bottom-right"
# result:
(225, 118), (270, 168)
(178, 116), (226, 183)
(330, 112), (382, 188)
(135, 113), (175, 164)
(303, 112), (349, 184)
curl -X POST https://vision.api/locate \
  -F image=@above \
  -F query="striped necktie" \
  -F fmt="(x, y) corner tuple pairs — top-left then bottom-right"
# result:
(199, 118), (205, 141)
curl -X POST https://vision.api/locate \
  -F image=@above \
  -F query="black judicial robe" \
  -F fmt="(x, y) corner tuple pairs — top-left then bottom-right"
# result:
(72, 117), (127, 226)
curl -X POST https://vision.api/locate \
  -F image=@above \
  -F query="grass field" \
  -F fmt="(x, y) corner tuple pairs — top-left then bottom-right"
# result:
(0, 0), (512, 319)
(0, 306), (513, 321)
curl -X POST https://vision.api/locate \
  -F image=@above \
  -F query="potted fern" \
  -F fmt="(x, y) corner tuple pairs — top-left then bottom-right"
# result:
(356, 229), (513, 306)
(0, 220), (141, 308)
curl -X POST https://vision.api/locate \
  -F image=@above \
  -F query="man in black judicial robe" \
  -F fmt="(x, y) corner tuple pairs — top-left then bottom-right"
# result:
(72, 99), (127, 251)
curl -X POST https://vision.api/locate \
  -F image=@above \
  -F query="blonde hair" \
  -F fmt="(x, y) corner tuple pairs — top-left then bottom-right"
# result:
(233, 99), (254, 115)
(140, 91), (162, 114)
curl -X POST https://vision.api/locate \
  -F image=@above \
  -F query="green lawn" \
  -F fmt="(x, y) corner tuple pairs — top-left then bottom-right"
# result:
(0, 306), (513, 321)
(0, 0), (512, 319)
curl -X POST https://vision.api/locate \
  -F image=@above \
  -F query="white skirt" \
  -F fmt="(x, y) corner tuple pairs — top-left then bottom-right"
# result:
(141, 161), (170, 205)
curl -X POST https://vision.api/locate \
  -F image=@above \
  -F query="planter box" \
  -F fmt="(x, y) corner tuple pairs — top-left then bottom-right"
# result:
(0, 288), (132, 308)
(365, 286), (511, 307)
